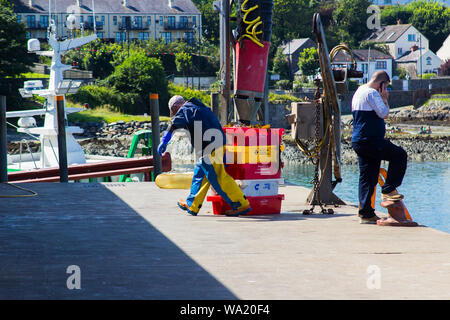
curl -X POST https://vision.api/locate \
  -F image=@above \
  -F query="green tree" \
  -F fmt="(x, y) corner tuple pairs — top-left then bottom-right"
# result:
(82, 41), (116, 79)
(298, 47), (319, 77)
(192, 0), (220, 45)
(64, 41), (126, 78)
(175, 51), (193, 87)
(380, 4), (413, 26)
(0, 0), (34, 77)
(106, 51), (169, 115)
(332, 0), (372, 48)
(272, 0), (318, 47)
(407, 0), (450, 53)
(272, 46), (290, 80)
(380, 1), (450, 53)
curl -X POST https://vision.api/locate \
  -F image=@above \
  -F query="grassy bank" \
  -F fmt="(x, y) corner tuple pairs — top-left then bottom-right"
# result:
(67, 103), (171, 124)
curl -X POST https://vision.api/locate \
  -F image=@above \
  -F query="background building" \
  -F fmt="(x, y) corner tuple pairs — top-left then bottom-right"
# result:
(396, 46), (442, 78)
(436, 34), (450, 62)
(279, 38), (317, 79)
(331, 49), (394, 84)
(13, 0), (201, 45)
(365, 23), (429, 60)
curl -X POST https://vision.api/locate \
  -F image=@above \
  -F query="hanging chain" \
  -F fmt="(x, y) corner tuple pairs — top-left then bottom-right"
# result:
(303, 79), (325, 214)
(311, 97), (322, 207)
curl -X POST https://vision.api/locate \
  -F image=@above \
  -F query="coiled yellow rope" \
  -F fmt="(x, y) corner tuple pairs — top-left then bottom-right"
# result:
(238, 0), (264, 47)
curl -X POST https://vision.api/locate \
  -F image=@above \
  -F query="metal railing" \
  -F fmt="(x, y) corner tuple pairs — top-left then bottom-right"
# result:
(118, 22), (149, 30)
(7, 153), (172, 183)
(82, 22), (104, 30)
(164, 22), (193, 31)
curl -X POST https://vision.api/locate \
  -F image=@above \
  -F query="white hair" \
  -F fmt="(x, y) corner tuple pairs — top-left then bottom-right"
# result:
(168, 95), (185, 111)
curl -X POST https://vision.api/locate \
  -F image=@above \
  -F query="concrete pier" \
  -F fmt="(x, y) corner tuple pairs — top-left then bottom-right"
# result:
(0, 182), (449, 299)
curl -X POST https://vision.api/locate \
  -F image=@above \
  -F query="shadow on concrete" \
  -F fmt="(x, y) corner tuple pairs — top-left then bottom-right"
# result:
(0, 183), (236, 300)
(236, 212), (352, 222)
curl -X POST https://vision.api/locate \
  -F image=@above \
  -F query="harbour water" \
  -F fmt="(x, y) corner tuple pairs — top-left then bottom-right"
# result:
(283, 161), (450, 234)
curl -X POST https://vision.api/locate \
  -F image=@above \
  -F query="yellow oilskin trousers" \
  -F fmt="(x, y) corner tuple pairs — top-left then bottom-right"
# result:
(186, 146), (250, 213)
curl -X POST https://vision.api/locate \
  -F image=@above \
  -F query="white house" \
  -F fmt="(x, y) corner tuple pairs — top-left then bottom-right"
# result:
(396, 47), (443, 78)
(366, 23), (429, 59)
(330, 49), (394, 84)
(437, 34), (450, 62)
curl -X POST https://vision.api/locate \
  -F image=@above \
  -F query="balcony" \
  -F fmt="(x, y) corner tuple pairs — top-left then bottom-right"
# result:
(118, 22), (149, 31)
(82, 22), (103, 30)
(164, 22), (194, 31)
(28, 22), (48, 30)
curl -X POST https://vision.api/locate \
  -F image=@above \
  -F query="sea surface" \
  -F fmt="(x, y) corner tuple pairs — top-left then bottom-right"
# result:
(282, 161), (450, 234)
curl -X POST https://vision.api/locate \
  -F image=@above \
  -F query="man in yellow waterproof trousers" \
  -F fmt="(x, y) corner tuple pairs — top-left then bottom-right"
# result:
(158, 95), (251, 217)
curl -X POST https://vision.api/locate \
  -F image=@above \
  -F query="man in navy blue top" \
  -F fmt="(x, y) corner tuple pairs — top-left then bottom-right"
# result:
(157, 95), (251, 217)
(351, 71), (407, 224)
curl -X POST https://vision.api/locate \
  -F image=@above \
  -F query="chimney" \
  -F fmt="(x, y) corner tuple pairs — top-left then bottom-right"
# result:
(411, 45), (418, 52)
(168, 0), (174, 8)
(397, 19), (402, 25)
(28, 0), (34, 7)
(122, 0), (129, 7)
(77, 0), (83, 7)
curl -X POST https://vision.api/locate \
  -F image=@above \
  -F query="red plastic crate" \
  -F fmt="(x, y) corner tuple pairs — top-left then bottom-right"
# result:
(223, 127), (285, 180)
(223, 127), (285, 147)
(207, 194), (285, 216)
(225, 163), (282, 180)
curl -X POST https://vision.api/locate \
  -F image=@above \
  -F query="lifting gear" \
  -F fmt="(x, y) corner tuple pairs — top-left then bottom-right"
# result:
(292, 14), (362, 214)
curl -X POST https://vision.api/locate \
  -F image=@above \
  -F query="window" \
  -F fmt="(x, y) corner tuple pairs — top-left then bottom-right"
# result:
(384, 0), (392, 3)
(80, 15), (84, 23)
(40, 15), (48, 28)
(122, 16), (131, 29)
(192, 16), (196, 26)
(113, 16), (117, 25)
(361, 63), (368, 74)
(115, 32), (126, 42)
(386, 32), (395, 40)
(375, 60), (387, 70)
(101, 16), (105, 27)
(139, 32), (149, 41)
(17, 15), (21, 23)
(184, 32), (194, 45)
(408, 34), (416, 42)
(26, 15), (36, 28)
(167, 16), (175, 28)
(134, 16), (143, 28)
(147, 16), (151, 27)
(160, 16), (163, 26)
(161, 32), (172, 44)
(426, 57), (432, 65)
(398, 47), (403, 55)
(180, 16), (188, 28)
